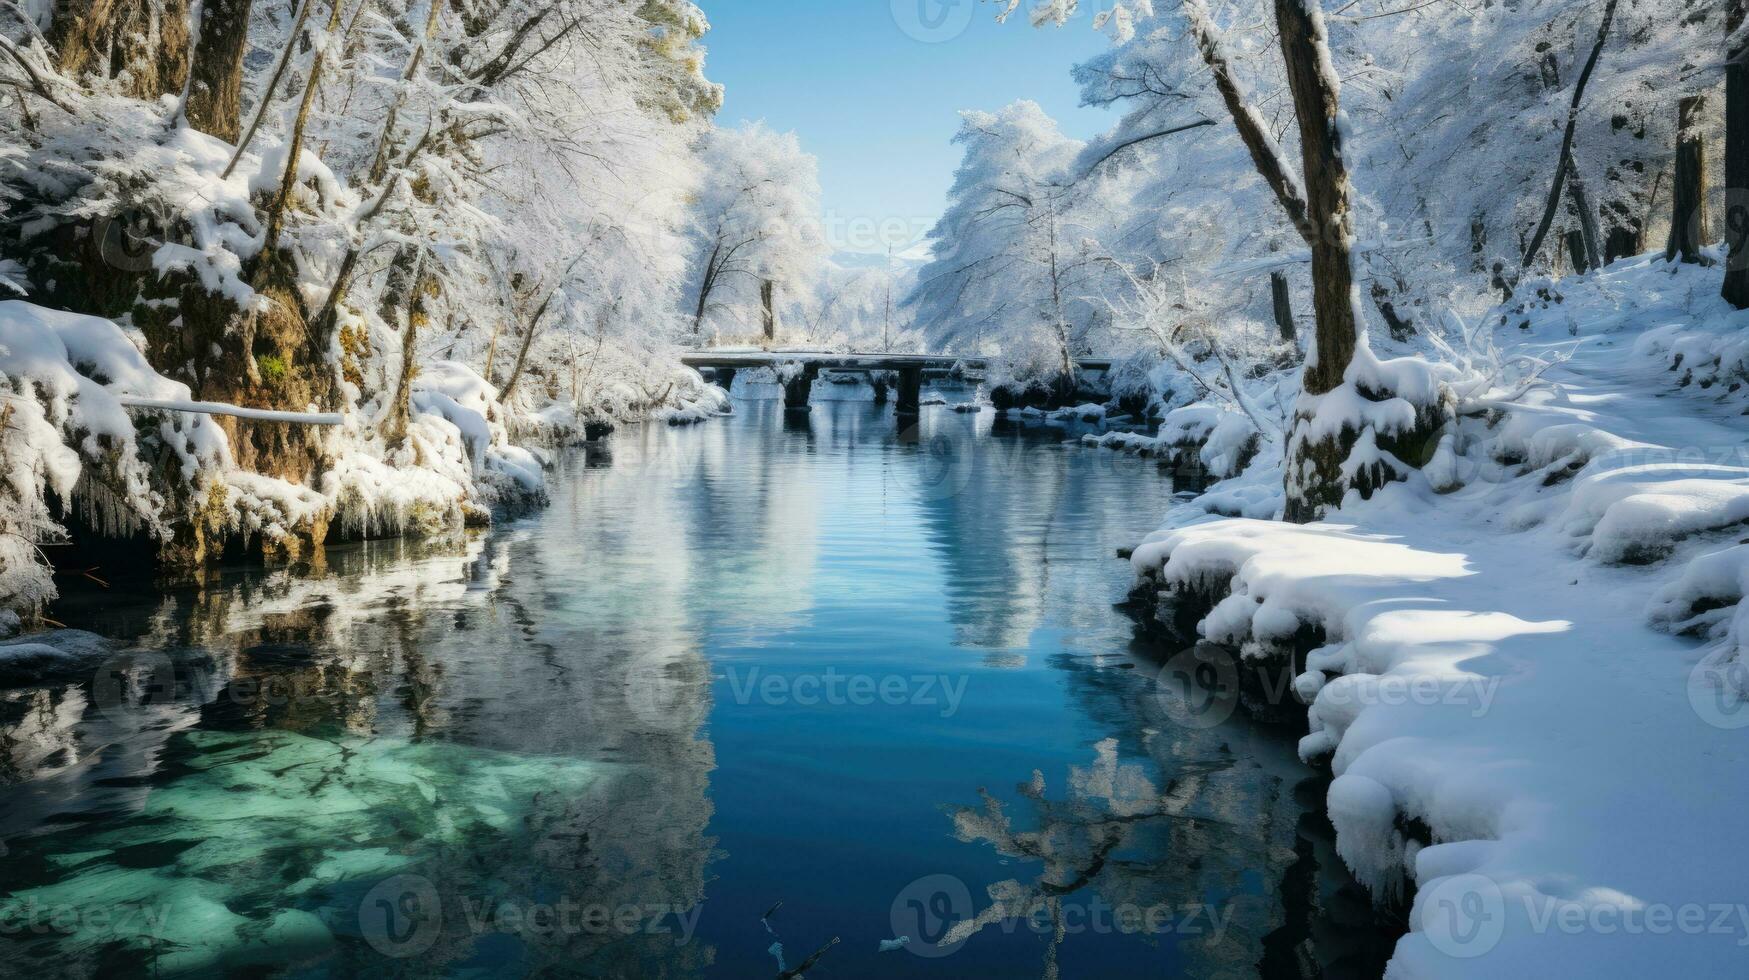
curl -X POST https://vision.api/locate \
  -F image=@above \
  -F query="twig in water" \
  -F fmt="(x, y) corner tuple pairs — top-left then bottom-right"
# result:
(777, 936), (839, 979)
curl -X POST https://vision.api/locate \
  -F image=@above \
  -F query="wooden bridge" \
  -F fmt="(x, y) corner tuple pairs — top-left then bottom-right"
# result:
(679, 351), (1116, 414)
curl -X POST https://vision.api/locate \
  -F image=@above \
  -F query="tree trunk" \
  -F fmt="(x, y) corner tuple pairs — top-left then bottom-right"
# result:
(48, 0), (191, 99)
(1185, 1), (1309, 235)
(1565, 158), (1605, 272)
(385, 252), (431, 444)
(367, 0), (443, 184)
(184, 0), (252, 141)
(224, 0), (314, 176)
(258, 10), (329, 259)
(1566, 229), (1590, 275)
(481, 321), (504, 384)
(1276, 0), (1357, 397)
(498, 313), (540, 405)
(1668, 95), (1709, 264)
(1520, 0), (1620, 273)
(691, 243), (719, 338)
(760, 279), (777, 342)
(1270, 270), (1296, 343)
(1730, 1), (1749, 306)
(1369, 282), (1414, 341)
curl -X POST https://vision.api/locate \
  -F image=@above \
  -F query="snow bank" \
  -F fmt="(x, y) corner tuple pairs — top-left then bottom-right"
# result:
(1128, 257), (1749, 976)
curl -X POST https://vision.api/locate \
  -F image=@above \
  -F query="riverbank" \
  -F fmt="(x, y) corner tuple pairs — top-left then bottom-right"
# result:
(0, 300), (727, 629)
(1118, 256), (1749, 976)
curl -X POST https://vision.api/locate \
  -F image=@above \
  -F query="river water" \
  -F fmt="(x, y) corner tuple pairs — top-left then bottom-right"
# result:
(0, 397), (1396, 978)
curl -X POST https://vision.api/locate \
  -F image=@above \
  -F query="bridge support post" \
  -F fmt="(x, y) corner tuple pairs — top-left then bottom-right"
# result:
(895, 367), (922, 416)
(871, 371), (890, 405)
(783, 364), (819, 411)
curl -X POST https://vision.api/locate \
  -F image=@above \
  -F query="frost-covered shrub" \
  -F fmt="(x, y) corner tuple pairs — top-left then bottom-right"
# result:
(985, 330), (1081, 408)
(1285, 348), (1459, 521)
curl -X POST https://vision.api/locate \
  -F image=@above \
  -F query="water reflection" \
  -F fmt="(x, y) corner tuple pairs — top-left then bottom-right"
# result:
(0, 401), (1393, 978)
(4, 525), (717, 975)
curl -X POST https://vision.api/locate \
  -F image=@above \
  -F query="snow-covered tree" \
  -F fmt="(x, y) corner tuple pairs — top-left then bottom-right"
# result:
(0, 0), (729, 615)
(906, 101), (1123, 384)
(684, 123), (828, 343)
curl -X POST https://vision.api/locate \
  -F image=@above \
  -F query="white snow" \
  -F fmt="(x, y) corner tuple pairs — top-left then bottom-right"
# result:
(1128, 256), (1749, 976)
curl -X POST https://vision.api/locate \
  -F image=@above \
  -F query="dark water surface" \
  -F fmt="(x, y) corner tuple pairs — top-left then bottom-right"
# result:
(0, 399), (1394, 978)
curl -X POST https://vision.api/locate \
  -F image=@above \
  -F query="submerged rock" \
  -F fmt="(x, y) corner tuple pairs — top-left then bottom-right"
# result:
(0, 728), (609, 975)
(0, 629), (118, 685)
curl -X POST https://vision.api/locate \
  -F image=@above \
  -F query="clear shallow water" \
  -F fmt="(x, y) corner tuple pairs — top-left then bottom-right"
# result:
(0, 399), (1395, 978)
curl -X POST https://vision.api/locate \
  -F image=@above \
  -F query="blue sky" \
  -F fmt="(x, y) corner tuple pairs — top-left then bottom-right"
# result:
(700, 1), (1116, 254)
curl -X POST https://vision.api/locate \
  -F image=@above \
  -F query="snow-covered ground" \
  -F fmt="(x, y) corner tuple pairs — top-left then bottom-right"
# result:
(1126, 256), (1749, 976)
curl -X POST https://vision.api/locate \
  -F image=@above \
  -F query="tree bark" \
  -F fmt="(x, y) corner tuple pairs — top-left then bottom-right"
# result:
(1185, 0), (1310, 236)
(1668, 95), (1710, 264)
(1276, 0), (1358, 397)
(1729, 1), (1749, 306)
(691, 242), (720, 337)
(1566, 229), (1590, 274)
(1566, 157), (1605, 272)
(258, 0), (337, 261)
(760, 279), (777, 342)
(184, 0), (252, 141)
(498, 312), (540, 405)
(225, 0), (316, 177)
(385, 250), (431, 444)
(1270, 270), (1296, 343)
(48, 0), (191, 99)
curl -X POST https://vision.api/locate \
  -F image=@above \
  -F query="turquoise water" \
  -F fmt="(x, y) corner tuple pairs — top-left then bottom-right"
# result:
(0, 399), (1394, 978)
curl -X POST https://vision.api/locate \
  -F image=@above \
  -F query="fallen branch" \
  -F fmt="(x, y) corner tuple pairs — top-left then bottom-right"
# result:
(116, 396), (343, 425)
